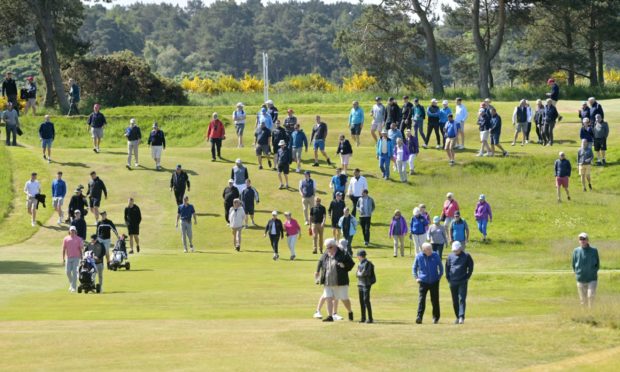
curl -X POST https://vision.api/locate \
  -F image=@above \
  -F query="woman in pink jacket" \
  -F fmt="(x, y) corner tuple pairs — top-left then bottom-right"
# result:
(474, 194), (492, 241)
(283, 211), (301, 260)
(441, 192), (460, 231)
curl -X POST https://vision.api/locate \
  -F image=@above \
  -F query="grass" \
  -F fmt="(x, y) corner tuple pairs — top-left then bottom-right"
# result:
(0, 145), (12, 224)
(1, 99), (620, 370)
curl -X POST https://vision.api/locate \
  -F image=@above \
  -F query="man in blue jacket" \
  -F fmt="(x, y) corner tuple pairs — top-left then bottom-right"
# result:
(290, 123), (308, 173)
(52, 171), (67, 225)
(349, 101), (364, 147)
(413, 242), (444, 324)
(446, 241), (474, 324)
(554, 151), (572, 202)
(376, 130), (394, 180)
(39, 115), (55, 163)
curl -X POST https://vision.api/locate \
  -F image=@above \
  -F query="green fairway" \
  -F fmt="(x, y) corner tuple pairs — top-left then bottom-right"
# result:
(1, 99), (619, 370)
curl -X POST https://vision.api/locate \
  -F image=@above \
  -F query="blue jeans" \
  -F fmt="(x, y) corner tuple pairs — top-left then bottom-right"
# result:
(379, 154), (390, 178)
(449, 280), (468, 319)
(5, 124), (17, 145)
(477, 219), (488, 237)
(414, 120), (425, 141)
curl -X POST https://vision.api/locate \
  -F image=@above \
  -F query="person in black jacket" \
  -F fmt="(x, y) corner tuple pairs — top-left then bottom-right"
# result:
(276, 140), (291, 189)
(271, 120), (289, 170)
(543, 99), (559, 146)
(314, 238), (355, 322)
(328, 192), (346, 241)
(336, 134), (353, 173)
(125, 118), (142, 169)
(223, 180), (240, 224)
(87, 172), (108, 222)
(148, 122), (166, 170)
(385, 97), (401, 130)
(96, 211), (119, 252)
(2, 72), (18, 108)
(400, 95), (413, 135)
(124, 197), (142, 254)
(170, 165), (190, 205)
(264, 211), (284, 260)
(70, 210), (87, 241)
(356, 249), (376, 323)
(68, 187), (88, 222)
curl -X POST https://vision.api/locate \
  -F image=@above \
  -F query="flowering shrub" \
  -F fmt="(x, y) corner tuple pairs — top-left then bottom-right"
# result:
(342, 71), (377, 92)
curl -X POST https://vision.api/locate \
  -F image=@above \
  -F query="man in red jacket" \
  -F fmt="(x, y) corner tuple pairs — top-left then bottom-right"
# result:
(207, 112), (226, 161)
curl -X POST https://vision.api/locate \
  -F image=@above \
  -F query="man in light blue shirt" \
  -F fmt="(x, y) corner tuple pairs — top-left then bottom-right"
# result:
(176, 196), (197, 253)
(52, 171), (67, 225)
(349, 101), (364, 147)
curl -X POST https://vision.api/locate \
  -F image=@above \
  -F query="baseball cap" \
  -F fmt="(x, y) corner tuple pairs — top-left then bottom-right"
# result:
(433, 216), (440, 223)
(357, 249), (367, 257)
(272, 210), (278, 216)
(235, 158), (242, 164)
(304, 170), (311, 175)
(479, 194), (486, 200)
(228, 179), (234, 183)
(278, 140), (286, 146)
(69, 226), (77, 232)
(451, 241), (462, 251)
(176, 164), (182, 169)
(578, 232), (588, 239)
(375, 96), (381, 101)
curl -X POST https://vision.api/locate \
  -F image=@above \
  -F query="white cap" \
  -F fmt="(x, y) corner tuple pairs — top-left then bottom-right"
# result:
(266, 100), (274, 105)
(451, 241), (462, 251)
(130, 118), (136, 125)
(578, 232), (588, 239)
(442, 99), (449, 105)
(431, 98), (437, 103)
(235, 158), (242, 164)
(236, 102), (244, 107)
(272, 210), (278, 216)
(278, 140), (286, 146)
(69, 226), (77, 232)
(446, 192), (454, 198)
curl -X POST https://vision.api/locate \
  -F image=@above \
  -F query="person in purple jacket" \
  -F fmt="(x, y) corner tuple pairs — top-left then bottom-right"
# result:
(474, 194), (492, 241)
(404, 129), (419, 175)
(389, 209), (408, 257)
(393, 137), (410, 183)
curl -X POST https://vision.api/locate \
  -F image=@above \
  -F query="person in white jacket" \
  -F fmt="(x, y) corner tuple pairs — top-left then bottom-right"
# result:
(454, 98), (468, 149)
(229, 199), (246, 251)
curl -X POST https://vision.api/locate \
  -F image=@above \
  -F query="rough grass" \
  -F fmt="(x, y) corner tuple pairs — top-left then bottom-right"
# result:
(0, 145), (12, 224)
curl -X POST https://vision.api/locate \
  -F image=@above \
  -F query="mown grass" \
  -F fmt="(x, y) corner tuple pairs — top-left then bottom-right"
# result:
(0, 145), (12, 224)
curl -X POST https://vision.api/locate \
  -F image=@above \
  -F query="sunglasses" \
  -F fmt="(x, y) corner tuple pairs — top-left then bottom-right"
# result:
(579, 237), (587, 241)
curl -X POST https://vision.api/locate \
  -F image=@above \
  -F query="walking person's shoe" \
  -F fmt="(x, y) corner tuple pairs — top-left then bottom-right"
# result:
(327, 158), (332, 165)
(366, 319), (374, 324)
(589, 183), (592, 190)
(183, 248), (188, 253)
(312, 162), (319, 167)
(211, 158), (216, 162)
(567, 196), (571, 201)
(333, 314), (344, 321)
(235, 246), (240, 252)
(422, 143), (428, 149)
(126, 164), (131, 169)
(258, 165), (263, 170)
(503, 151), (508, 157)
(435, 145), (441, 149)
(190, 246), (195, 253)
(433, 318), (439, 324)
(279, 184), (284, 189)
(322, 316), (334, 322)
(602, 159), (607, 166)
(359, 319), (366, 323)
(267, 159), (272, 168)
(583, 187), (587, 192)
(129, 249), (134, 254)
(135, 163), (139, 167)
(348, 312), (354, 321)
(458, 317), (464, 324)
(454, 319), (460, 324)
(137, 245), (140, 253)
(476, 152), (483, 157)
(313, 311), (322, 319)
(511, 142), (516, 146)
(290, 255), (295, 260)
(416, 317), (422, 324)
(312, 248), (317, 254)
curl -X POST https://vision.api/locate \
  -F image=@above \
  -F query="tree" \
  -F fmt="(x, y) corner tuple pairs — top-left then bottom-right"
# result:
(472, 0), (507, 98)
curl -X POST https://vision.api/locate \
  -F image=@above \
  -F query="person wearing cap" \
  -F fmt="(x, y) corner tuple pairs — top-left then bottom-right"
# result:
(71, 209), (87, 241)
(283, 211), (301, 260)
(124, 118), (142, 169)
(299, 170), (317, 225)
(87, 171), (107, 222)
(170, 165), (190, 206)
(176, 195), (197, 253)
(542, 99), (559, 146)
(2, 101), (19, 146)
(488, 107), (508, 157)
(233, 102), (246, 148)
(257, 106), (273, 131)
(310, 197), (327, 254)
(439, 100), (452, 147)
(356, 249), (376, 323)
(266, 99), (279, 123)
(62, 226), (84, 293)
(424, 99), (441, 149)
(222, 179), (240, 224)
(255, 120), (272, 170)
(533, 99), (545, 145)
(329, 167), (347, 200)
(376, 129), (394, 180)
(290, 123), (308, 172)
(124, 197), (142, 254)
(385, 97), (401, 131)
(348, 101), (364, 146)
(229, 198), (245, 252)
(427, 216), (447, 259)
(39, 115), (55, 163)
(412, 98), (426, 142)
(231, 159), (249, 194)
(336, 134), (353, 173)
(310, 116), (331, 167)
(51, 171), (67, 225)
(512, 99), (529, 146)
(283, 109), (297, 134)
(578, 101), (590, 123)
(264, 210), (284, 260)
(148, 122), (166, 170)
(240, 179), (259, 227)
(85, 233), (110, 293)
(393, 137), (410, 182)
(577, 139), (594, 192)
(572, 233), (599, 308)
(593, 114), (609, 166)
(87, 104), (107, 153)
(554, 151), (572, 202)
(2, 72), (18, 108)
(24, 172), (41, 227)
(454, 98), (468, 149)
(444, 113), (459, 165)
(68, 78), (80, 115)
(370, 96), (386, 142)
(546, 78), (559, 105)
(347, 168), (368, 217)
(328, 191), (346, 241)
(449, 211), (469, 249)
(338, 207), (357, 256)
(587, 97), (604, 122)
(474, 195), (492, 241)
(580, 118), (594, 145)
(68, 186), (88, 222)
(207, 112), (225, 161)
(400, 95), (413, 136)
(413, 242), (443, 324)
(277, 139), (291, 189)
(96, 211), (119, 252)
(272, 120), (289, 169)
(410, 207), (429, 254)
(389, 210), (407, 257)
(23, 76), (37, 115)
(441, 192), (460, 231)
(445, 241), (474, 324)
(476, 106), (492, 156)
(315, 238), (355, 322)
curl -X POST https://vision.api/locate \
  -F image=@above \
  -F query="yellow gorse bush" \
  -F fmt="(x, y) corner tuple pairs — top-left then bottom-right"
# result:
(604, 68), (620, 85)
(183, 74), (263, 94)
(280, 73), (336, 92)
(0, 96), (28, 111)
(342, 71), (377, 92)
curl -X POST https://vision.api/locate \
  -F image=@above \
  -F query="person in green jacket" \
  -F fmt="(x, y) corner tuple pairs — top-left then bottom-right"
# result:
(572, 232), (600, 308)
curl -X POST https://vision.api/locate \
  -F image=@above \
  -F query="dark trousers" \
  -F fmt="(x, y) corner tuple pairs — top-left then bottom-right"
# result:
(414, 120), (425, 142)
(425, 123), (441, 146)
(269, 234), (279, 254)
(5, 125), (17, 145)
(431, 243), (444, 260)
(68, 100), (79, 115)
(224, 202), (233, 223)
(417, 281), (440, 321)
(525, 122), (532, 141)
(210, 138), (222, 159)
(449, 280), (468, 319)
(399, 120), (411, 137)
(359, 216), (371, 244)
(535, 124), (542, 142)
(174, 189), (185, 206)
(8, 94), (18, 109)
(349, 195), (360, 217)
(439, 122), (446, 147)
(543, 122), (555, 145)
(343, 233), (352, 255)
(358, 285), (373, 321)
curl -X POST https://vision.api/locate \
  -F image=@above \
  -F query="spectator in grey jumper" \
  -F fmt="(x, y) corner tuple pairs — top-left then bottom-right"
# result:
(427, 216), (448, 259)
(3, 102), (19, 146)
(445, 241), (474, 324)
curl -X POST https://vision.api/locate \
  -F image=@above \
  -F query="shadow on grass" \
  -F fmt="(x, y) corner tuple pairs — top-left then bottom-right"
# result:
(0, 260), (58, 274)
(53, 161), (89, 168)
(163, 168), (199, 176)
(112, 269), (154, 272)
(195, 212), (220, 217)
(39, 224), (65, 231)
(193, 250), (233, 255)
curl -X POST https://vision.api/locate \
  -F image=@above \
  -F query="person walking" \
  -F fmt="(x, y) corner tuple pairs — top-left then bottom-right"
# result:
(389, 210), (407, 257)
(336, 135), (353, 173)
(439, 100), (452, 147)
(124, 197), (142, 254)
(271, 120), (289, 169)
(24, 172), (41, 227)
(315, 238), (356, 322)
(572, 232), (599, 308)
(231, 159), (249, 194)
(403, 129), (420, 175)
(445, 241), (474, 324)
(555, 152), (572, 202)
(577, 139), (594, 192)
(283, 211), (301, 260)
(410, 207), (429, 255)
(229, 199), (245, 252)
(264, 211), (284, 260)
(412, 98), (426, 142)
(328, 192), (346, 241)
(310, 197), (327, 254)
(593, 114), (609, 166)
(96, 211), (119, 252)
(87, 104), (107, 153)
(400, 95), (413, 135)
(207, 112), (225, 161)
(2, 72), (18, 107)
(444, 114), (458, 165)
(255, 121), (272, 170)
(233, 102), (246, 148)
(3, 102), (19, 146)
(62, 226), (83, 293)
(511, 99), (529, 146)
(299, 170), (317, 225)
(147, 122), (166, 170)
(393, 137), (410, 182)
(349, 101), (364, 146)
(580, 118), (594, 145)
(176, 195), (197, 253)
(533, 99), (545, 145)
(588, 97), (604, 122)
(338, 207), (357, 256)
(525, 100), (533, 144)
(240, 179), (259, 227)
(85, 234), (110, 293)
(370, 96), (386, 142)
(356, 190), (375, 247)
(68, 186), (88, 223)
(546, 78), (560, 106)
(124, 118), (142, 169)
(454, 97), (468, 149)
(68, 78), (80, 115)
(290, 123), (308, 173)
(39, 115), (55, 163)
(51, 171), (67, 225)
(427, 216), (447, 259)
(283, 109), (297, 134)
(71, 210), (87, 241)
(476, 107), (492, 157)
(276, 140), (291, 189)
(542, 99), (559, 146)
(413, 242), (443, 324)
(310, 116), (331, 166)
(266, 99), (279, 123)
(257, 106), (273, 131)
(170, 165), (190, 206)
(424, 99), (441, 149)
(87, 171), (107, 222)
(347, 168), (368, 217)
(385, 97), (401, 132)
(441, 192), (460, 231)
(489, 108), (508, 157)
(376, 130), (394, 180)
(356, 249), (376, 323)
(329, 168), (347, 200)
(449, 211), (469, 249)
(474, 194), (492, 241)
(222, 180), (240, 224)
